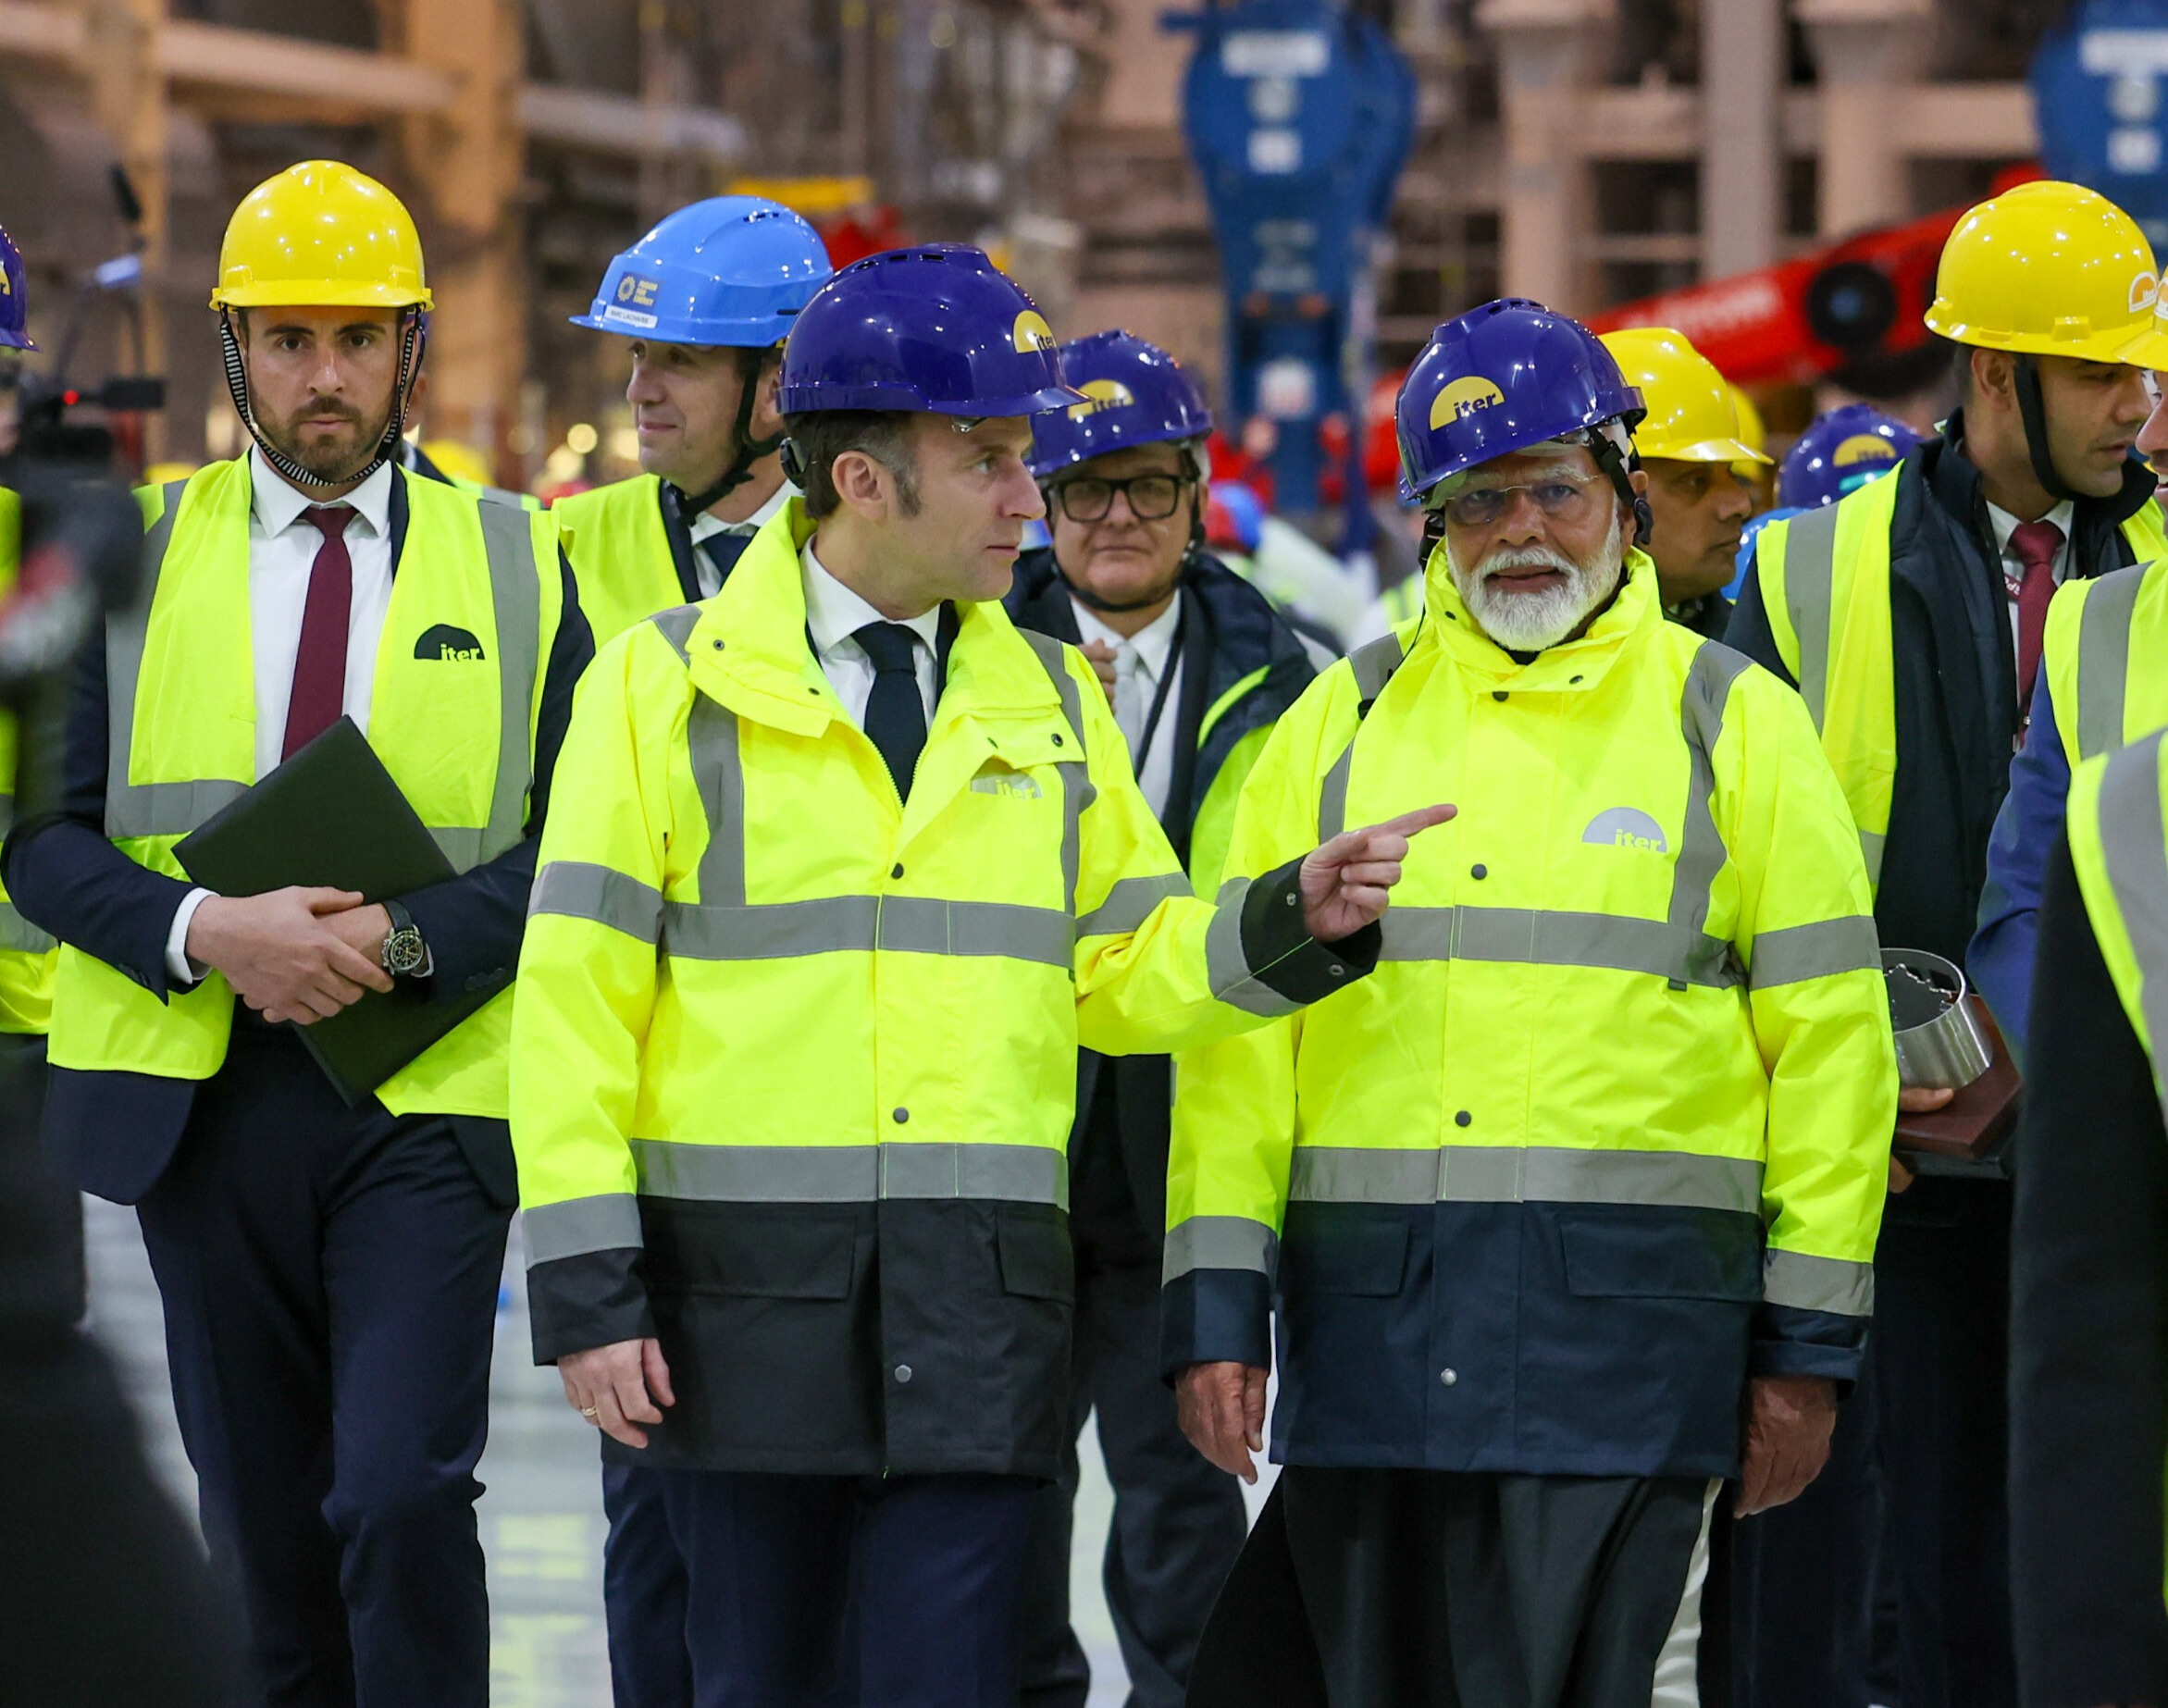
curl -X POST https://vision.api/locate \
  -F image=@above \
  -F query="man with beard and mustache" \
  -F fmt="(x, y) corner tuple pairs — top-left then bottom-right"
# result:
(2, 161), (592, 1708)
(1170, 298), (1895, 1707)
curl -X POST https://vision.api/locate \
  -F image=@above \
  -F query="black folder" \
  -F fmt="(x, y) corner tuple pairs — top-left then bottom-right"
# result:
(175, 716), (496, 1107)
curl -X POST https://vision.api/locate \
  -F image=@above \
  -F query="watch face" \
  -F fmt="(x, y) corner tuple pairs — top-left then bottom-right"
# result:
(385, 929), (427, 977)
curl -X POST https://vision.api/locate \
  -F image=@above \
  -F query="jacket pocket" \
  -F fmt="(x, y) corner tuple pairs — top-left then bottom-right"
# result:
(648, 1206), (859, 1300)
(997, 1208), (1074, 1303)
(1281, 1217), (1410, 1297)
(1557, 1208), (1761, 1303)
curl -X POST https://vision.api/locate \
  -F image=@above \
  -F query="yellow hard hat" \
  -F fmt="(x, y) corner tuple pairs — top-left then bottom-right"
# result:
(1599, 327), (1770, 464)
(419, 439), (495, 489)
(1925, 179), (2168, 367)
(142, 461), (200, 485)
(210, 161), (432, 312)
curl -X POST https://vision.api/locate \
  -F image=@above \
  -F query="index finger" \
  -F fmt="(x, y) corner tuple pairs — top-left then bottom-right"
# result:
(1375, 803), (1456, 839)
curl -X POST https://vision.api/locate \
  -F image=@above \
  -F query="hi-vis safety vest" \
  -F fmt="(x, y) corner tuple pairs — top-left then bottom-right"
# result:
(0, 486), (57, 1033)
(47, 459), (565, 1116)
(554, 475), (685, 647)
(512, 499), (1333, 1273)
(2042, 554), (2168, 768)
(1753, 472), (2168, 892)
(1163, 551), (1897, 1469)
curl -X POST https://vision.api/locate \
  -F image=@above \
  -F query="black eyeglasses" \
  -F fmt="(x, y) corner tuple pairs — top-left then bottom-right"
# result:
(1049, 473), (1193, 523)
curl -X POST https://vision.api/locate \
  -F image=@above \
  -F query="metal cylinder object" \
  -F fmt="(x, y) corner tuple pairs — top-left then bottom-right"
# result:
(1882, 947), (1991, 1091)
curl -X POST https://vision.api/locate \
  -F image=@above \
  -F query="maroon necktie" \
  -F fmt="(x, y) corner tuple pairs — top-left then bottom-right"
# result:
(282, 505), (355, 761)
(2009, 518), (2063, 723)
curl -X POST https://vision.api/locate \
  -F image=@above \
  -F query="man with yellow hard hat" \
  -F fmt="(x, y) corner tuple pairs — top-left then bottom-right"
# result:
(3, 161), (592, 1706)
(1600, 327), (1766, 639)
(1728, 179), (2168, 1708)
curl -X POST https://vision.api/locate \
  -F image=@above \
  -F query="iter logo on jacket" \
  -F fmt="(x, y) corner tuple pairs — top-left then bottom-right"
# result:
(415, 624), (487, 662)
(1582, 806), (1668, 853)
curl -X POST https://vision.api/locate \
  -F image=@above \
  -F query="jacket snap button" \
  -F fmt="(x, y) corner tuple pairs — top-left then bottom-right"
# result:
(1570, 675), (1584, 685)
(1051, 733), (1064, 747)
(894, 1364), (913, 1384)
(1329, 963), (1345, 977)
(893, 1108), (910, 1124)
(1492, 690), (1507, 702)
(1470, 864), (1487, 880)
(891, 863), (904, 879)
(1441, 1368), (1458, 1387)
(712, 639), (724, 650)
(1455, 1110), (1472, 1128)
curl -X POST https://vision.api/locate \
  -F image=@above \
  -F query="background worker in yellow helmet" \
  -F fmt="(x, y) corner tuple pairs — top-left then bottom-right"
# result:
(556, 194), (833, 650)
(2, 160), (592, 1708)
(2006, 728), (2168, 1707)
(1725, 178), (2168, 1708)
(1601, 326), (1766, 638)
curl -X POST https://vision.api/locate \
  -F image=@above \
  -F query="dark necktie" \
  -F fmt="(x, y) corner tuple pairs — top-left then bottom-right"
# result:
(700, 530), (751, 594)
(2009, 518), (2063, 725)
(854, 621), (926, 801)
(283, 505), (355, 761)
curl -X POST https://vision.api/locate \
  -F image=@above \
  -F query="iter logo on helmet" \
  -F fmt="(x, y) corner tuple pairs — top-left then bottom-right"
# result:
(1431, 376), (1507, 427)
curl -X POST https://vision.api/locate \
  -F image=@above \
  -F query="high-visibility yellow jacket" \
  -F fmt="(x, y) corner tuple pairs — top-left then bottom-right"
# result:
(44, 459), (566, 1116)
(2042, 557), (2168, 767)
(1163, 550), (1897, 1479)
(1752, 468), (2168, 893)
(554, 475), (690, 648)
(511, 498), (1364, 1477)
(0, 487), (56, 1033)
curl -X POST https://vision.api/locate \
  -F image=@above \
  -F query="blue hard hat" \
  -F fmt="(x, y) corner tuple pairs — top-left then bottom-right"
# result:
(1395, 299), (1644, 503)
(570, 195), (831, 347)
(1777, 403), (1923, 510)
(778, 244), (1084, 418)
(0, 226), (32, 351)
(1026, 329), (1212, 478)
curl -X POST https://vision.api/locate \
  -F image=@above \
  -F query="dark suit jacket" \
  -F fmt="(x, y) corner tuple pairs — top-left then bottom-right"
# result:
(3, 464), (594, 1206)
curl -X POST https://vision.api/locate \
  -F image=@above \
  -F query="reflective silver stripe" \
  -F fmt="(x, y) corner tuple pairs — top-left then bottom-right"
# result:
(650, 603), (700, 665)
(2096, 729), (2168, 1123)
(1668, 646), (1749, 983)
(1763, 1247), (1874, 1317)
(1747, 916), (1880, 987)
(1202, 873), (1298, 1016)
(1317, 633), (1406, 840)
(1858, 828), (1886, 887)
(0, 791), (13, 837)
(105, 481), (539, 866)
(688, 695), (747, 906)
(1015, 627), (1088, 749)
(1779, 501), (1840, 734)
(2076, 563), (2145, 761)
(1012, 629), (1096, 910)
(523, 1193), (645, 1264)
(529, 860), (665, 942)
(475, 497), (542, 865)
(1318, 742), (1353, 841)
(661, 892), (1073, 966)
(0, 901), (54, 955)
(1162, 1213), (1279, 1283)
(627, 1137), (1068, 1207)
(1288, 1145), (1763, 1214)
(1076, 872), (1193, 938)
(1379, 905), (1738, 987)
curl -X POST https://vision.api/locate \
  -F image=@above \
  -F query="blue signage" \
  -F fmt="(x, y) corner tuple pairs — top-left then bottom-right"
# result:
(1174, 0), (1415, 517)
(2034, 0), (2168, 246)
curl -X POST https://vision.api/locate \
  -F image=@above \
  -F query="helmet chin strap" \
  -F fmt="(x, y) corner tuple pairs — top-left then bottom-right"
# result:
(219, 305), (426, 490)
(1048, 486), (1202, 613)
(2013, 354), (2079, 506)
(674, 347), (783, 519)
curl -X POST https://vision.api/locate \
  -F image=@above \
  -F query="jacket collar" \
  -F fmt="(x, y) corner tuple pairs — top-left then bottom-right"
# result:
(1414, 543), (1665, 694)
(1926, 408), (2160, 540)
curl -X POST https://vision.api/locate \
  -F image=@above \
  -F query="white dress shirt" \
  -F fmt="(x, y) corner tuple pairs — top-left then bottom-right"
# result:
(167, 450), (401, 980)
(1986, 496), (2074, 694)
(801, 538), (941, 731)
(688, 479), (796, 599)
(1072, 593), (1183, 820)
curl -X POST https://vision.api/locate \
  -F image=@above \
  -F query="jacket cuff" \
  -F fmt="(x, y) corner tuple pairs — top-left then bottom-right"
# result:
(1159, 1267), (1273, 1380)
(526, 1248), (654, 1364)
(1240, 858), (1380, 1006)
(1750, 1302), (1868, 1387)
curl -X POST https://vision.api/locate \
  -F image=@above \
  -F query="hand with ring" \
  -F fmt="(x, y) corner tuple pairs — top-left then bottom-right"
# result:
(558, 1336), (674, 1447)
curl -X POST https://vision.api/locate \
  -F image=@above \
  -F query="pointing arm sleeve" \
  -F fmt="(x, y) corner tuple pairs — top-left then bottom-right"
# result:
(1731, 675), (1896, 1383)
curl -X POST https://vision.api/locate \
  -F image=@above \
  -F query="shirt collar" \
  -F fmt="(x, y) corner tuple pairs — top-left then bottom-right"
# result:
(1071, 589), (1183, 680)
(689, 477), (799, 543)
(1985, 496), (2073, 556)
(801, 537), (944, 659)
(249, 444), (393, 541)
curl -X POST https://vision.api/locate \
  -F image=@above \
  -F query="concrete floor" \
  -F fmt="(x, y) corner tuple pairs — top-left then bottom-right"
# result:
(85, 1197), (1282, 1708)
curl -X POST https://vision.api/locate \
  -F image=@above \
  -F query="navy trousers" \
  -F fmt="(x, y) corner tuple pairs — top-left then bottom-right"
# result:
(133, 1025), (510, 1708)
(650, 1467), (1040, 1708)
(603, 1462), (692, 1708)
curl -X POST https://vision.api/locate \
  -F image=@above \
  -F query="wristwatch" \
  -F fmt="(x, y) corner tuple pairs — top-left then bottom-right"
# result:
(379, 899), (427, 979)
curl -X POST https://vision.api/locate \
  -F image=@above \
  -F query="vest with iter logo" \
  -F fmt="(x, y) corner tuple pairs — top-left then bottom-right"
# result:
(47, 458), (565, 1117)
